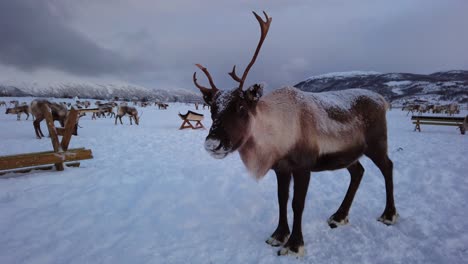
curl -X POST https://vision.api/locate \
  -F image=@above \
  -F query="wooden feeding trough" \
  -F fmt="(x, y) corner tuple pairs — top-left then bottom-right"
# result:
(77, 108), (102, 120)
(0, 104), (93, 176)
(178, 110), (205, 130)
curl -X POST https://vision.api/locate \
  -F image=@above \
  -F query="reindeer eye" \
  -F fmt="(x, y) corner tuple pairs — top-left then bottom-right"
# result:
(238, 104), (247, 116)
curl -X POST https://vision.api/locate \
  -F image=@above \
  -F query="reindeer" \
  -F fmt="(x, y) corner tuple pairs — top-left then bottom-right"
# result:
(30, 99), (78, 139)
(9, 100), (19, 107)
(115, 106), (140, 125)
(193, 11), (398, 257)
(157, 103), (169, 109)
(83, 101), (91, 108)
(0, 101), (6, 107)
(402, 104), (420, 116)
(96, 103), (115, 118)
(447, 103), (460, 116)
(5, 105), (30, 120)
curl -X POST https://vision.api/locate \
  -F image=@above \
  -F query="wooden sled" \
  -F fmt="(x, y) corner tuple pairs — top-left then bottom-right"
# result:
(0, 105), (93, 176)
(178, 111), (205, 130)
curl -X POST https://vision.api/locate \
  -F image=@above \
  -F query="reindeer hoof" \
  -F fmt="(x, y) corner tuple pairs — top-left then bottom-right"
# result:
(327, 215), (349, 229)
(266, 234), (289, 247)
(277, 245), (305, 257)
(378, 212), (399, 225)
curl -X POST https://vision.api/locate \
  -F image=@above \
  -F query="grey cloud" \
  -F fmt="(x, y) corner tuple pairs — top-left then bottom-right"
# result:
(1, 0), (467, 91)
(0, 0), (151, 77)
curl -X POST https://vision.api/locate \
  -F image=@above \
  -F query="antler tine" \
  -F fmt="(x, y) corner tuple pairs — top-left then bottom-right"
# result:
(195, 64), (218, 92)
(228, 65), (242, 83)
(193, 72), (211, 94)
(234, 11), (272, 91)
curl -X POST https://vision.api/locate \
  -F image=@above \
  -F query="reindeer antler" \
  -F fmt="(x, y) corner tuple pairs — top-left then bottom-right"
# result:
(193, 64), (218, 93)
(193, 11), (272, 92)
(229, 11), (272, 91)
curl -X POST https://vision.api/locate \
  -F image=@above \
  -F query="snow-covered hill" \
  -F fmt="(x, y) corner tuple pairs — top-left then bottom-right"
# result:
(0, 80), (201, 102)
(295, 70), (468, 105)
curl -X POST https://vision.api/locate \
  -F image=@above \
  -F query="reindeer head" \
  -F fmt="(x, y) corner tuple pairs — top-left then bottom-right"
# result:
(193, 11), (271, 159)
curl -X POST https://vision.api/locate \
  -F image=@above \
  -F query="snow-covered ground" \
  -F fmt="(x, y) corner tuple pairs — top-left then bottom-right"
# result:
(0, 97), (467, 264)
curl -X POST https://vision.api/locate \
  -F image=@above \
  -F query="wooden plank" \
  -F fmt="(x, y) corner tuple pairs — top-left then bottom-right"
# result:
(0, 149), (93, 171)
(412, 122), (461, 126)
(0, 162), (81, 177)
(0, 148), (85, 160)
(78, 108), (100, 113)
(411, 115), (464, 122)
(61, 108), (78, 151)
(186, 113), (204, 121)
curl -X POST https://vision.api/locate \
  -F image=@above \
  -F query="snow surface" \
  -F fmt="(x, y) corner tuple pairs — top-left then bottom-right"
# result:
(385, 81), (412, 87)
(0, 96), (467, 264)
(307, 71), (381, 80)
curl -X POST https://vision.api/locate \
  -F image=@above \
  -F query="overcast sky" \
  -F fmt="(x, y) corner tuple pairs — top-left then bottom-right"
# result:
(1, 0), (467, 92)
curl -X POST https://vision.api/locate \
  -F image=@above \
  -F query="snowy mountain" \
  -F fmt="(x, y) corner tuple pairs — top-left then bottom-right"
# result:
(0, 80), (201, 102)
(295, 70), (468, 104)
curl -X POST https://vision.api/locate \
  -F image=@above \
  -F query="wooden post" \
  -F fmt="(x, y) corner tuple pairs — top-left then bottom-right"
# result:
(61, 108), (78, 151)
(41, 104), (64, 171)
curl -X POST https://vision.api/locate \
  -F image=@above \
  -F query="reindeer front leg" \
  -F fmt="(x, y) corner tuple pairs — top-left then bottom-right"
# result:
(266, 169), (291, 247)
(278, 169), (310, 257)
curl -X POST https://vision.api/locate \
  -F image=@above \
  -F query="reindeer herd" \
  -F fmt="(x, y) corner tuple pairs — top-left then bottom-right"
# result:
(402, 102), (461, 116)
(0, 98), (173, 139)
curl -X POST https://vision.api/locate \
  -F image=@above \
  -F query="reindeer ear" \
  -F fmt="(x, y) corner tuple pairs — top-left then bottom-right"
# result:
(244, 84), (263, 104)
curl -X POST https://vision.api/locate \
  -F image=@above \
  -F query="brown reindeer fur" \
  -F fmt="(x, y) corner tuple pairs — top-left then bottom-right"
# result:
(5, 105), (30, 120)
(30, 99), (78, 139)
(115, 106), (139, 125)
(201, 85), (397, 256)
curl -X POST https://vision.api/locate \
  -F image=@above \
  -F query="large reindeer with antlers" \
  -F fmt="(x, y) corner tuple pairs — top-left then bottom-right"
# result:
(193, 11), (398, 257)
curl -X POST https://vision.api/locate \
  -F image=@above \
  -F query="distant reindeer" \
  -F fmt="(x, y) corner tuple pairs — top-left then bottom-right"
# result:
(193, 11), (397, 256)
(447, 103), (460, 116)
(9, 100), (19, 107)
(0, 101), (6, 107)
(5, 105), (30, 120)
(30, 99), (79, 139)
(83, 101), (91, 108)
(97, 103), (115, 118)
(402, 104), (420, 116)
(115, 106), (140, 125)
(157, 103), (168, 109)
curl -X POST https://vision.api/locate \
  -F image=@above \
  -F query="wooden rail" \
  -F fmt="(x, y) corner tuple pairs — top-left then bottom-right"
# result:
(0, 105), (93, 176)
(0, 148), (93, 171)
(411, 115), (467, 134)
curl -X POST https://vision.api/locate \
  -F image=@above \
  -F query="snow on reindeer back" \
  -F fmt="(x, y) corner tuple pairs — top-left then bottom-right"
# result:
(307, 88), (386, 112)
(295, 87), (386, 134)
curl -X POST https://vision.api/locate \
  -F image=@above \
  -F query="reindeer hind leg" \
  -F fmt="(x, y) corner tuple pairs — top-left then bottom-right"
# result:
(33, 119), (43, 138)
(328, 161), (364, 228)
(365, 143), (398, 225)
